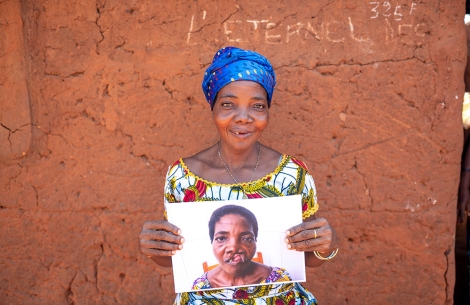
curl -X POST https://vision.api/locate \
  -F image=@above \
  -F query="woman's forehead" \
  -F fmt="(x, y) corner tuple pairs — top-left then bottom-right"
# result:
(214, 214), (253, 230)
(217, 80), (268, 98)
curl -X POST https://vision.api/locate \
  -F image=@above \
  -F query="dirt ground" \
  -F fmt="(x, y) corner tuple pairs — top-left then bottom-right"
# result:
(0, 0), (467, 304)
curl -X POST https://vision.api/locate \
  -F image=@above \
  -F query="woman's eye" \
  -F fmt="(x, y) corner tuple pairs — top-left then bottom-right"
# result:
(253, 104), (266, 109)
(214, 236), (227, 243)
(221, 102), (233, 107)
(242, 236), (254, 243)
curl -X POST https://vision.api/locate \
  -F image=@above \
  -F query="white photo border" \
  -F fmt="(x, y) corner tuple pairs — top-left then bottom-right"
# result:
(166, 195), (306, 293)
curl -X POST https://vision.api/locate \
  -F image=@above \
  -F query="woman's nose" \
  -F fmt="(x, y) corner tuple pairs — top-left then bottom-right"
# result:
(226, 237), (241, 252)
(234, 107), (252, 123)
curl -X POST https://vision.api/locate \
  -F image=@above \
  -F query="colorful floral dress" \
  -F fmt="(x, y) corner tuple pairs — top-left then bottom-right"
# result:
(164, 155), (319, 305)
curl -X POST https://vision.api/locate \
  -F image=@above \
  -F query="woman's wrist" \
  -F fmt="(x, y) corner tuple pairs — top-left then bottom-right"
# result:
(313, 248), (338, 260)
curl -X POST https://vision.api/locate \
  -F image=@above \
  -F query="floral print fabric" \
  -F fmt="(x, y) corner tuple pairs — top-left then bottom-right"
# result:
(164, 154), (319, 305)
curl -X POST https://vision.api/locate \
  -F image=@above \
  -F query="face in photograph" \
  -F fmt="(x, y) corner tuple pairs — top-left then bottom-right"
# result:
(212, 213), (257, 276)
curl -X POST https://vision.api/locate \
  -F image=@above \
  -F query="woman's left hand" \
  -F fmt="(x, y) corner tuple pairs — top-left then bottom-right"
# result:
(285, 218), (338, 253)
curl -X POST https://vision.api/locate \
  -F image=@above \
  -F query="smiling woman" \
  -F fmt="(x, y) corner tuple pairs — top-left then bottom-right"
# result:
(139, 47), (339, 305)
(212, 81), (269, 155)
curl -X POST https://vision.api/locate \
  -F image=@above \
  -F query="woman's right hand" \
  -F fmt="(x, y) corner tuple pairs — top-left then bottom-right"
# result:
(139, 220), (185, 258)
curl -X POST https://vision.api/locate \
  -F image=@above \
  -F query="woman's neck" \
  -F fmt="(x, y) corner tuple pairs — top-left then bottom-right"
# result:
(217, 141), (260, 172)
(209, 262), (266, 287)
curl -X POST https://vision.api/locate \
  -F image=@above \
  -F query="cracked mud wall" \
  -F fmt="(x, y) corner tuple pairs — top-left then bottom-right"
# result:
(0, 0), (466, 304)
(0, 0), (31, 161)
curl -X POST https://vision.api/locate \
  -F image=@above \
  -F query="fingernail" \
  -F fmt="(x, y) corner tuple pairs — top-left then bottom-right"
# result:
(172, 250), (176, 255)
(286, 230), (291, 235)
(177, 229), (182, 235)
(178, 244), (183, 250)
(284, 238), (289, 243)
(180, 237), (185, 243)
(287, 244), (292, 249)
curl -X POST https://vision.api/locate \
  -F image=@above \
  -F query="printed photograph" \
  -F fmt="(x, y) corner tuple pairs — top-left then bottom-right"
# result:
(166, 195), (306, 293)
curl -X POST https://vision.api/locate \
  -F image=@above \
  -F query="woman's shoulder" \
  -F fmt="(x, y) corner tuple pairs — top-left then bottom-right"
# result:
(191, 272), (211, 290)
(286, 156), (310, 171)
(271, 153), (312, 177)
(166, 146), (215, 176)
(264, 267), (292, 283)
(180, 145), (222, 178)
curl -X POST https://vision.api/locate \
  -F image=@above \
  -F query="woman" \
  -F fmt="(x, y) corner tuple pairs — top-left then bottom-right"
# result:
(140, 47), (339, 304)
(192, 204), (292, 290)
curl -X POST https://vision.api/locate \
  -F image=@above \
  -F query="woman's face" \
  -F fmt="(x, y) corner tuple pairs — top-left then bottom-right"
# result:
(212, 81), (269, 152)
(212, 213), (257, 274)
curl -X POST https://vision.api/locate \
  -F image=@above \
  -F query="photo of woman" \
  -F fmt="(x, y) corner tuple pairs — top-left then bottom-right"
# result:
(192, 204), (292, 290)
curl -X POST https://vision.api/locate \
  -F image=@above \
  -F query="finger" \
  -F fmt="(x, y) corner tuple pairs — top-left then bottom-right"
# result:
(140, 229), (185, 244)
(286, 227), (331, 243)
(143, 220), (182, 235)
(286, 218), (327, 236)
(141, 247), (177, 257)
(141, 239), (183, 251)
(287, 237), (331, 252)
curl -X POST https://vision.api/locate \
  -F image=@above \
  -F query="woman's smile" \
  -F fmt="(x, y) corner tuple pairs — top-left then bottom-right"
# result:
(230, 129), (253, 137)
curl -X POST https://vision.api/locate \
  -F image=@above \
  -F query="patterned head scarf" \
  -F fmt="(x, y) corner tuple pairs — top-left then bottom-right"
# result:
(202, 46), (276, 108)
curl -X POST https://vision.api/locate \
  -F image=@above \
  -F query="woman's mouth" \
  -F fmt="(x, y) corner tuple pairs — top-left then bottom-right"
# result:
(230, 130), (252, 137)
(225, 254), (245, 264)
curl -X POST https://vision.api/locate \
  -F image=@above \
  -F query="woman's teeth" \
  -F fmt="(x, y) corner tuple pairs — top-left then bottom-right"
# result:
(227, 254), (244, 263)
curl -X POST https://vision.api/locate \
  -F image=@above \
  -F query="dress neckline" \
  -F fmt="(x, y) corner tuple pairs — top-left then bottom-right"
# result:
(195, 267), (285, 289)
(179, 154), (289, 187)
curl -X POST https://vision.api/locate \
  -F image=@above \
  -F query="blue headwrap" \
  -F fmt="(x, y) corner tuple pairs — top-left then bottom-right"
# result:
(202, 47), (276, 108)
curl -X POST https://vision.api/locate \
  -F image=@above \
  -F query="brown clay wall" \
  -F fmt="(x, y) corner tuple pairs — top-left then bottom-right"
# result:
(0, 0), (466, 304)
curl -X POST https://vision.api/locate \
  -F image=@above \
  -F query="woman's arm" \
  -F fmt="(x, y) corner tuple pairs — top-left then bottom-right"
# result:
(140, 161), (187, 267)
(285, 214), (339, 268)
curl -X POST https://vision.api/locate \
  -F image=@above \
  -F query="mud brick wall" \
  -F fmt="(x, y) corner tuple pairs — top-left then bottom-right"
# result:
(0, 0), (466, 304)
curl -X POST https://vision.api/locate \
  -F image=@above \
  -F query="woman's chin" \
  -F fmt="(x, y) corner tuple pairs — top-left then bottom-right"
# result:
(222, 133), (260, 146)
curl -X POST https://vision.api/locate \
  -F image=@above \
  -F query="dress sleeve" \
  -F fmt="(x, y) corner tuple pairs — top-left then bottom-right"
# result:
(289, 157), (319, 219)
(301, 171), (319, 219)
(163, 159), (184, 219)
(191, 272), (210, 290)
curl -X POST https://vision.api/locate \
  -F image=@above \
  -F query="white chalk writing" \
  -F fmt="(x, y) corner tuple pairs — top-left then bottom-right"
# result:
(187, 15), (194, 43)
(383, 2), (392, 17)
(246, 20), (268, 30)
(394, 5), (403, 21)
(369, 1), (417, 19)
(370, 2), (380, 18)
(186, 3), (425, 47)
